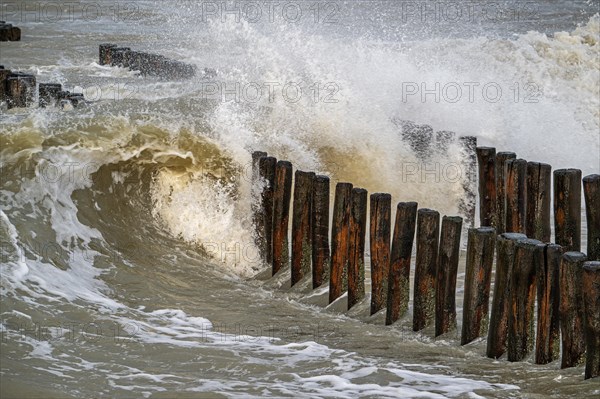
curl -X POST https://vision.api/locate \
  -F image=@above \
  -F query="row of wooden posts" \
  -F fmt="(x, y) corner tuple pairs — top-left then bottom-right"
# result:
(0, 66), (85, 109)
(99, 44), (205, 80)
(251, 148), (599, 380)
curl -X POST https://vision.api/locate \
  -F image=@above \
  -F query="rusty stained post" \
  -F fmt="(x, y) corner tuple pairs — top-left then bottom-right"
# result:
(435, 216), (463, 337)
(257, 156), (276, 265)
(413, 208), (440, 331)
(291, 171), (314, 286)
(507, 238), (544, 362)
(486, 232), (527, 359)
(559, 251), (587, 369)
(272, 161), (293, 276)
(526, 162), (552, 242)
(370, 193), (392, 315)
(476, 147), (497, 227)
(495, 152), (517, 235)
(553, 169), (582, 252)
(505, 158), (527, 234)
(348, 188), (368, 310)
(329, 183), (353, 303)
(312, 175), (330, 288)
(583, 261), (600, 379)
(535, 244), (563, 365)
(386, 202), (418, 325)
(461, 227), (495, 345)
(583, 174), (600, 260)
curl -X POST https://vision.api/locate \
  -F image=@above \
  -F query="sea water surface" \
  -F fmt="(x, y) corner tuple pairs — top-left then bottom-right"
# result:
(1, 0), (599, 398)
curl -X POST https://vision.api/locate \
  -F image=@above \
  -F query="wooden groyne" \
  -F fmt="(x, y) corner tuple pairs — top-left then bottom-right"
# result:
(99, 44), (213, 79)
(1, 66), (86, 109)
(251, 143), (599, 380)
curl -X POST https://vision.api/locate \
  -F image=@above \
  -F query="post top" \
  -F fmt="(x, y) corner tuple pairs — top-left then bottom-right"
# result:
(397, 201), (418, 209)
(583, 261), (600, 272)
(496, 151), (517, 157)
(499, 233), (527, 241)
(418, 208), (440, 216)
(443, 215), (463, 223)
(276, 160), (292, 168)
(515, 238), (544, 248)
(314, 174), (330, 182)
(562, 251), (587, 262)
(472, 226), (495, 234)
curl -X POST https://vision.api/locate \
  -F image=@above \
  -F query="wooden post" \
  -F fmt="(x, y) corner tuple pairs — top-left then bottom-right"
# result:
(495, 152), (517, 235)
(386, 202), (418, 325)
(38, 83), (62, 108)
(329, 183), (353, 303)
(413, 208), (440, 331)
(252, 151), (267, 179)
(487, 232), (527, 358)
(526, 162), (552, 242)
(291, 171), (314, 286)
(0, 67), (11, 104)
(458, 136), (477, 227)
(505, 158), (527, 234)
(251, 151), (267, 253)
(10, 26), (21, 41)
(109, 47), (132, 67)
(508, 238), (543, 362)
(272, 161), (292, 276)
(460, 226), (495, 344)
(583, 261), (600, 379)
(559, 251), (587, 368)
(435, 216), (463, 337)
(370, 193), (392, 315)
(99, 44), (117, 65)
(0, 23), (21, 41)
(312, 175), (330, 288)
(6, 73), (36, 109)
(554, 169), (582, 252)
(476, 147), (496, 227)
(116, 48), (132, 68)
(583, 174), (600, 260)
(535, 244), (563, 365)
(348, 188), (368, 310)
(258, 156), (276, 264)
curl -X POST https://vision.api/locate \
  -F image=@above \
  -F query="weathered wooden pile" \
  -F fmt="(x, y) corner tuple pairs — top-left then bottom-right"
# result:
(0, 66), (85, 109)
(251, 146), (599, 380)
(0, 66), (36, 108)
(99, 44), (209, 79)
(0, 21), (21, 41)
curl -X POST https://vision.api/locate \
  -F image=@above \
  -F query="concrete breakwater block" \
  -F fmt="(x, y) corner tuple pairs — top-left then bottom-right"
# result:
(0, 21), (21, 41)
(99, 43), (205, 79)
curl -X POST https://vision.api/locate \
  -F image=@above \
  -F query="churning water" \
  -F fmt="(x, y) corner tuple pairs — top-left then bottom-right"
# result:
(1, 0), (599, 397)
